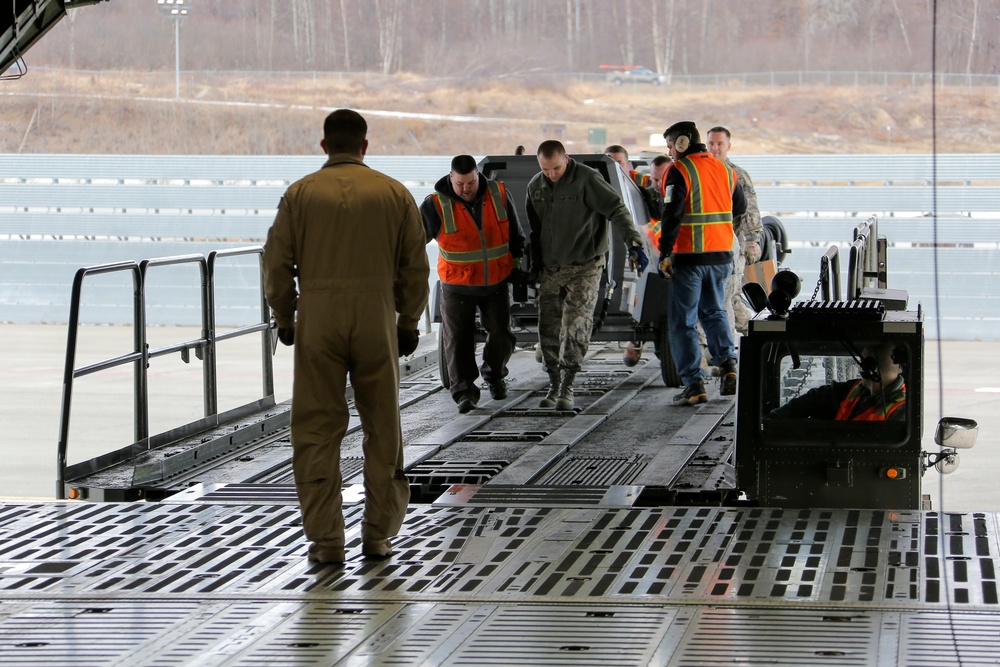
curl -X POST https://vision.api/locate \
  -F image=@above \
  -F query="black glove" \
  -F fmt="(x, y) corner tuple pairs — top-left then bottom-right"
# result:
(397, 327), (419, 357)
(509, 267), (538, 286)
(277, 327), (295, 346)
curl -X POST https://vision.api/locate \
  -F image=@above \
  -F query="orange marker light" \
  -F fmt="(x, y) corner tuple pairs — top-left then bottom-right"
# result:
(68, 488), (80, 499)
(886, 468), (899, 479)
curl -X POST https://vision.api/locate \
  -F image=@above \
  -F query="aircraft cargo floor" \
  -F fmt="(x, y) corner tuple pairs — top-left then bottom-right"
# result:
(5, 341), (1000, 665)
(0, 497), (999, 665)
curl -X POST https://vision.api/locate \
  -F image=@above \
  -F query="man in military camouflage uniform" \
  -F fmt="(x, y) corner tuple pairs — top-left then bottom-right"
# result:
(526, 140), (646, 410)
(707, 126), (763, 337)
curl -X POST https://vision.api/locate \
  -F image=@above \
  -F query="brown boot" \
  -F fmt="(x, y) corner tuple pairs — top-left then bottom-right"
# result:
(554, 370), (576, 411)
(539, 370), (560, 408)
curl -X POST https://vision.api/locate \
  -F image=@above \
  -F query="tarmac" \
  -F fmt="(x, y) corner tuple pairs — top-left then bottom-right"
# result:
(2, 322), (998, 511)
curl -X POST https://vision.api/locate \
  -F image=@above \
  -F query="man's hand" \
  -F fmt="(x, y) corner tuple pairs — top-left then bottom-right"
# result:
(744, 240), (762, 265)
(628, 243), (648, 275)
(277, 327), (295, 346)
(397, 327), (419, 357)
(658, 255), (673, 279)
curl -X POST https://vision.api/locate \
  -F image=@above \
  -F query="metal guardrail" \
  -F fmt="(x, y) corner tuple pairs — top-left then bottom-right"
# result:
(56, 246), (274, 499)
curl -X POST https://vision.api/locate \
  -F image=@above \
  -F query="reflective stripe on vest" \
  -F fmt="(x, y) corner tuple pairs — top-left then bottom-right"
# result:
(438, 179), (507, 235)
(438, 243), (510, 263)
(835, 379), (907, 421)
(672, 154), (736, 254)
(643, 219), (661, 247)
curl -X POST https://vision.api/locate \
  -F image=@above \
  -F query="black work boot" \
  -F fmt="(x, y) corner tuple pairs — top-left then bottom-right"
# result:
(555, 370), (576, 411)
(539, 370), (560, 408)
(457, 392), (478, 414)
(488, 378), (508, 400)
(673, 379), (708, 406)
(719, 358), (738, 396)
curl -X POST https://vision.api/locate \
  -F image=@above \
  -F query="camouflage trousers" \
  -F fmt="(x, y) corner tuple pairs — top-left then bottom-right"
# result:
(537, 258), (604, 374)
(725, 237), (762, 337)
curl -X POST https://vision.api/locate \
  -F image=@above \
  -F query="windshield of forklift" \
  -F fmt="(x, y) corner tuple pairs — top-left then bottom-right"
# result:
(759, 340), (909, 444)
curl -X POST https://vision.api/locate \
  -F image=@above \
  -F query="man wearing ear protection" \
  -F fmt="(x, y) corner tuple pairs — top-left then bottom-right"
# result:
(658, 121), (747, 406)
(765, 343), (907, 421)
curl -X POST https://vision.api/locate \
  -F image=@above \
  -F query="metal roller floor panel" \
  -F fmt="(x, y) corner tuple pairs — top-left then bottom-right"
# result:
(63, 351), (443, 500)
(1, 500), (1000, 665)
(61, 348), (688, 502)
(42, 344), (990, 663)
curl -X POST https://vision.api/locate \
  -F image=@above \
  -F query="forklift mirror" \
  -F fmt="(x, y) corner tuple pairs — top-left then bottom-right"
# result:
(935, 417), (978, 450)
(742, 282), (768, 313)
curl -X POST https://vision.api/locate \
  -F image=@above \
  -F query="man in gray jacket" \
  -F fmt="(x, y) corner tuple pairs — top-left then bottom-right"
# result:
(526, 140), (647, 410)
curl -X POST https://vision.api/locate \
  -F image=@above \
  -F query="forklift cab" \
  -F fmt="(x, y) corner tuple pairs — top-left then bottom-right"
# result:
(736, 293), (976, 510)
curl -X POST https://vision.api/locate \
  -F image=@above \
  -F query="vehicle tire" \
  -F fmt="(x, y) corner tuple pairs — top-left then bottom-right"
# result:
(438, 333), (451, 389)
(656, 325), (682, 387)
(761, 215), (789, 266)
(653, 79), (661, 86)
(613, 77), (623, 85)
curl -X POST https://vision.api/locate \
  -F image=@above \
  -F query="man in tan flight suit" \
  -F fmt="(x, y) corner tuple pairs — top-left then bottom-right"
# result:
(263, 109), (430, 565)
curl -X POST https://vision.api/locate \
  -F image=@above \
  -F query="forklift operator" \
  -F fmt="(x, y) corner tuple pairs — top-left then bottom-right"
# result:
(766, 343), (907, 422)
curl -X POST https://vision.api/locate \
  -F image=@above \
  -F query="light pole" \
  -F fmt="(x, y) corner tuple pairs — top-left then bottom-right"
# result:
(156, 0), (191, 99)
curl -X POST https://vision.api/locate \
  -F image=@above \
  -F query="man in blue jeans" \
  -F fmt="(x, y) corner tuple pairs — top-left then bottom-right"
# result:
(657, 121), (747, 405)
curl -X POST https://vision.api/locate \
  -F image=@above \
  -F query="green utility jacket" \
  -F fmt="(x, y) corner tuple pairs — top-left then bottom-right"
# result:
(525, 158), (642, 270)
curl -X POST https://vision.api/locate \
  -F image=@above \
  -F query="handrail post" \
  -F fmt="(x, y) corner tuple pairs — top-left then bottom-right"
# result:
(209, 246), (274, 402)
(56, 261), (141, 499)
(257, 251), (275, 398)
(140, 254), (213, 423)
(202, 256), (218, 417)
(135, 262), (148, 446)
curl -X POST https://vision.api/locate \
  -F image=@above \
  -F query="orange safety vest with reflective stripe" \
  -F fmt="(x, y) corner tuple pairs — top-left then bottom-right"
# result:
(629, 170), (662, 247)
(629, 170), (650, 189)
(835, 379), (907, 421)
(643, 219), (661, 249)
(671, 153), (736, 255)
(433, 179), (513, 287)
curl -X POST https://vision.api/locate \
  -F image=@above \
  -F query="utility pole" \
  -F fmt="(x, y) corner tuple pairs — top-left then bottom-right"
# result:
(156, 0), (192, 100)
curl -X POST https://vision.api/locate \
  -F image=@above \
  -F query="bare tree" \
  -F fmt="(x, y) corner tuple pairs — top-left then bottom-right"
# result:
(565, 0), (578, 70)
(651, 0), (678, 76)
(291, 0), (316, 68)
(890, 0), (914, 57)
(339, 0), (352, 69)
(21, 0), (1000, 79)
(965, 0), (979, 75)
(374, 0), (404, 74)
(268, 0), (276, 71)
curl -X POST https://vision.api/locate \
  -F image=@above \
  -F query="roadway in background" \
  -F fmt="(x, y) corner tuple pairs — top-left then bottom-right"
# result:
(2, 323), (997, 511)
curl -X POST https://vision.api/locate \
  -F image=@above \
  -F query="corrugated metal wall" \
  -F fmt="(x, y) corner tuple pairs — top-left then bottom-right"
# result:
(1, 154), (997, 339)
